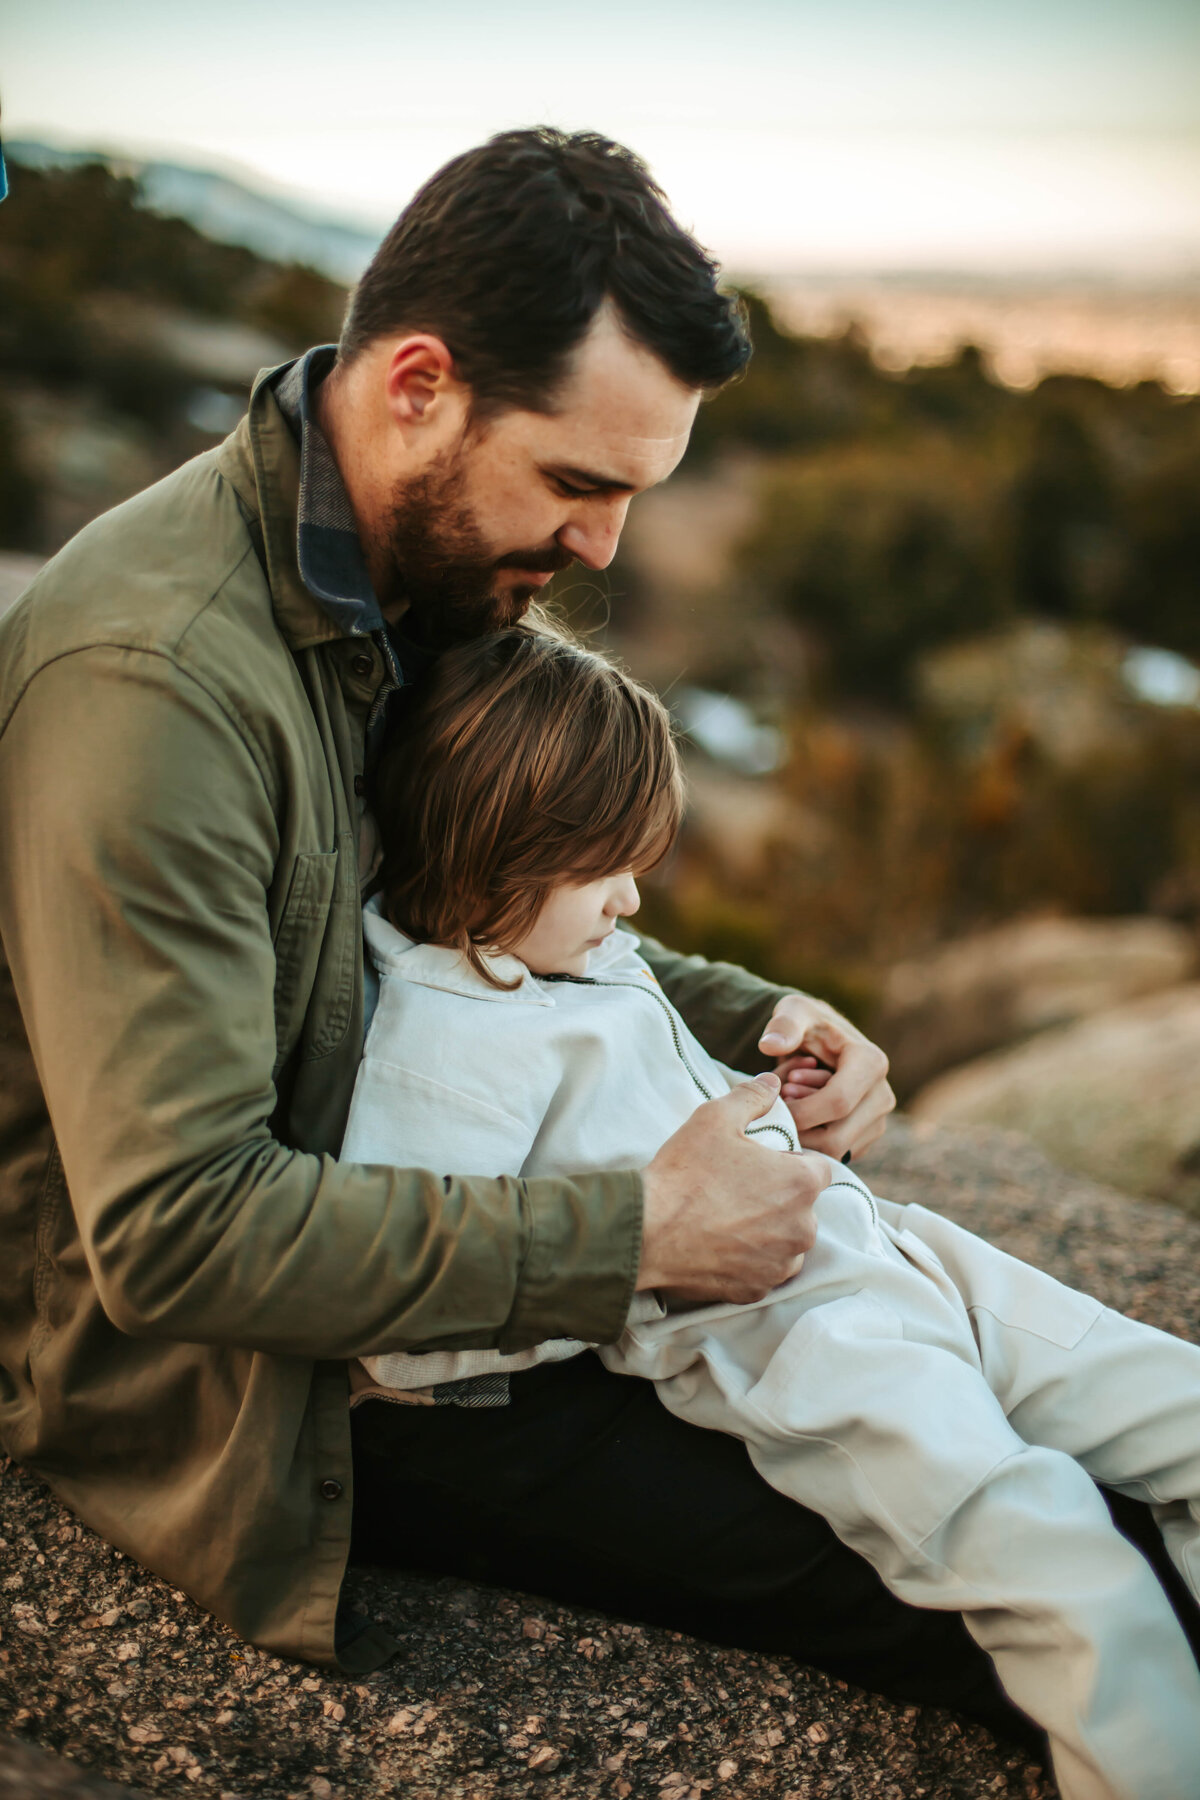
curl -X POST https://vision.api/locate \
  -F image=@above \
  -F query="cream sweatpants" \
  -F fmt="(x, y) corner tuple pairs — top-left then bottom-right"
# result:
(601, 1168), (1200, 1800)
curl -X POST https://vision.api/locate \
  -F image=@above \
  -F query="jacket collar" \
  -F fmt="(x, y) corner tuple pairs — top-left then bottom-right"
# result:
(271, 347), (387, 638)
(211, 352), (439, 696)
(362, 898), (553, 1006)
(362, 898), (644, 1005)
(213, 362), (342, 653)
(215, 348), (404, 664)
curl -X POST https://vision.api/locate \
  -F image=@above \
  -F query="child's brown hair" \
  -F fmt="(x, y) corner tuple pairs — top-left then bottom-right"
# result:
(373, 625), (684, 984)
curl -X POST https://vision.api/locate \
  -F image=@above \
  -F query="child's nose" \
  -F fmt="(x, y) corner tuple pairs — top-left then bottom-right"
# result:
(611, 875), (640, 916)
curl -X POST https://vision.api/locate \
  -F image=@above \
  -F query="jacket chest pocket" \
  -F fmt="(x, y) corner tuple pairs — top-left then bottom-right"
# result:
(271, 841), (358, 1070)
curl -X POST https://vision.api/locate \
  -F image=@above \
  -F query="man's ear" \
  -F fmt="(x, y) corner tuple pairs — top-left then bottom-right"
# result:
(382, 334), (461, 425)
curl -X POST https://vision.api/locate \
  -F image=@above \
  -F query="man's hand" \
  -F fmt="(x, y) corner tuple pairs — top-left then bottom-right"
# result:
(637, 1074), (832, 1305)
(759, 994), (895, 1163)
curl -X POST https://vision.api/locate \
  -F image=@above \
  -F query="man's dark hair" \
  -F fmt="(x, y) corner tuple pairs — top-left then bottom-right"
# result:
(340, 126), (750, 412)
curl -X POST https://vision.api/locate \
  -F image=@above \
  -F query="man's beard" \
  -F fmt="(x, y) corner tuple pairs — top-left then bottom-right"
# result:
(381, 448), (573, 649)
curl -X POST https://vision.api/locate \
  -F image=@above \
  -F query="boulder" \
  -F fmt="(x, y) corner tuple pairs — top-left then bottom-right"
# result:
(10, 1115), (1200, 1800)
(910, 984), (1200, 1211)
(877, 914), (1196, 1095)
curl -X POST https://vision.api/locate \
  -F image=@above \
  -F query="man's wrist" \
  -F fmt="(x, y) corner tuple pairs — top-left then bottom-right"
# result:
(499, 1168), (644, 1350)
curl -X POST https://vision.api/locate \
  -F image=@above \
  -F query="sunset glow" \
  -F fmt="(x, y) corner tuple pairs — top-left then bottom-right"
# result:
(5, 0), (1199, 276)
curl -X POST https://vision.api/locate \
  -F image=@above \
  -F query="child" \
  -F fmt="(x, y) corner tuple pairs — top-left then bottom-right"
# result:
(342, 625), (1200, 1800)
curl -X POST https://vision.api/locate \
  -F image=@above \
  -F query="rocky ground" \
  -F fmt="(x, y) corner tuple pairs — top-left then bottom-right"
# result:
(5, 1118), (1200, 1800)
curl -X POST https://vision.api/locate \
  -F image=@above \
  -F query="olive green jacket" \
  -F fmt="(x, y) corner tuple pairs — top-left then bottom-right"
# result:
(0, 368), (790, 1668)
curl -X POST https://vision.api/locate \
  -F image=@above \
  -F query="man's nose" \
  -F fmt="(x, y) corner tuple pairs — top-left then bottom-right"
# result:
(557, 498), (630, 571)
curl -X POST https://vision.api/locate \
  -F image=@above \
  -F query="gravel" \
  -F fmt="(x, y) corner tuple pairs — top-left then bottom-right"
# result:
(5, 1117), (1199, 1800)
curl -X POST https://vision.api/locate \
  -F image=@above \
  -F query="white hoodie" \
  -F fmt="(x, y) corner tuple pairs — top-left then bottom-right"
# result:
(342, 898), (801, 1389)
(340, 914), (1200, 1800)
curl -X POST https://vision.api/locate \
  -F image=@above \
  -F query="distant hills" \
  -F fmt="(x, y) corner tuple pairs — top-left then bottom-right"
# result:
(6, 140), (385, 283)
(8, 136), (1197, 396)
(0, 152), (350, 551)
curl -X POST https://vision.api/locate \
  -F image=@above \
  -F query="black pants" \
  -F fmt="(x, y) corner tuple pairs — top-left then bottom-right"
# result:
(351, 1351), (1200, 1761)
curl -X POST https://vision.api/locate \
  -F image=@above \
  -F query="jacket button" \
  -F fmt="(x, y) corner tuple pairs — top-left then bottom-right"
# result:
(351, 652), (374, 679)
(353, 774), (365, 797)
(319, 1478), (344, 1502)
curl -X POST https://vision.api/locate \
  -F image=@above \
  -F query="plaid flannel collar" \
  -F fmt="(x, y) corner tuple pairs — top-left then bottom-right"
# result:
(271, 346), (385, 639)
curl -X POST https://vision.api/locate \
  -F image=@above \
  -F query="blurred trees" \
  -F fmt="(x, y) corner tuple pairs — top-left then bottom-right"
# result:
(0, 160), (345, 393)
(696, 294), (1200, 703)
(1122, 434), (1200, 660)
(638, 621), (1200, 1027)
(0, 395), (40, 549)
(3, 172), (1198, 992)
(0, 159), (348, 547)
(627, 293), (1200, 994)
(743, 438), (1009, 701)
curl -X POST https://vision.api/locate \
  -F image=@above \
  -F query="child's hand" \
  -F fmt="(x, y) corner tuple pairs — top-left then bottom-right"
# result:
(757, 994), (895, 1162)
(776, 1053), (834, 1110)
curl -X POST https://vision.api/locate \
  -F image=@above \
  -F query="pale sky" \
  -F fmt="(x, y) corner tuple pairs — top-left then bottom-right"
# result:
(5, 0), (1200, 272)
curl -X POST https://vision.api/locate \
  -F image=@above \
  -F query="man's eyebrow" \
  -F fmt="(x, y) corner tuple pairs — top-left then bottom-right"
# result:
(548, 463), (640, 494)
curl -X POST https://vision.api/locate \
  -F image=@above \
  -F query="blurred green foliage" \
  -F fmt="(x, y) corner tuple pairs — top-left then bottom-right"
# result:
(696, 294), (1200, 702)
(0, 393), (40, 549)
(1, 169), (1197, 996)
(635, 880), (879, 1030)
(744, 437), (1010, 700)
(641, 645), (1200, 1016)
(0, 160), (346, 434)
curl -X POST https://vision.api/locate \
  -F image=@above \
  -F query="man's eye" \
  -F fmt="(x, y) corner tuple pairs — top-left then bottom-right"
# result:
(554, 478), (591, 498)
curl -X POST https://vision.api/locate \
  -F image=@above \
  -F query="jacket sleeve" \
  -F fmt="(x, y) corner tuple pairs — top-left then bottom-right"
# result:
(635, 931), (793, 1074)
(0, 648), (642, 1358)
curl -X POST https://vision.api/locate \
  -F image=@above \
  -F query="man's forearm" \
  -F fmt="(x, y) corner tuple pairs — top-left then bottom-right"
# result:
(81, 1146), (642, 1359)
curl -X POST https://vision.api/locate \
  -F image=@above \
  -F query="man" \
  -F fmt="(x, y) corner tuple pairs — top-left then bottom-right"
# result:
(0, 126), (1038, 1746)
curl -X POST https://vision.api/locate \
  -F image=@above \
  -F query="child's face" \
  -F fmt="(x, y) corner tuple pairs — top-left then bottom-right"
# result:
(508, 871), (640, 976)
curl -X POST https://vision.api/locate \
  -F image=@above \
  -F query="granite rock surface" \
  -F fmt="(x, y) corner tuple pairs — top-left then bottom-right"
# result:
(6, 1117), (1200, 1800)
(875, 914), (1195, 1096)
(911, 988), (1200, 1212)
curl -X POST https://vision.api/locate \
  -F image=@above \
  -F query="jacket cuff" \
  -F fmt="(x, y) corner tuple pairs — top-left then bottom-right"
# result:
(499, 1169), (644, 1352)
